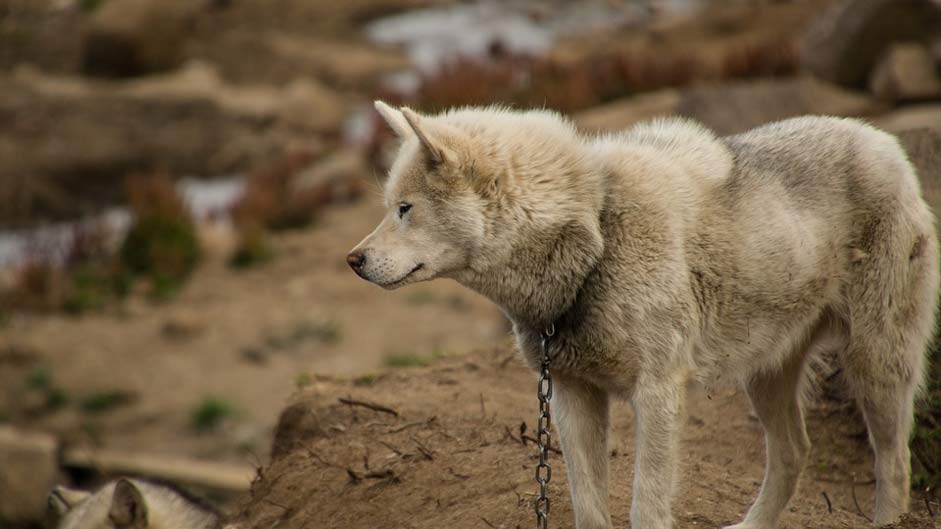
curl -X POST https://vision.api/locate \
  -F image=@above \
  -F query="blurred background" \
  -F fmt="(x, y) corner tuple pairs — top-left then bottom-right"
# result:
(0, 0), (939, 526)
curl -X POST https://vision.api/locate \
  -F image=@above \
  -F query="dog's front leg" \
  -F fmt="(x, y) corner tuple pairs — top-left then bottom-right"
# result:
(630, 376), (686, 529)
(555, 375), (612, 529)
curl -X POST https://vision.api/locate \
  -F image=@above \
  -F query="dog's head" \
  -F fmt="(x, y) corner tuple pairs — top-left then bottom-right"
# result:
(348, 102), (489, 289)
(49, 479), (147, 529)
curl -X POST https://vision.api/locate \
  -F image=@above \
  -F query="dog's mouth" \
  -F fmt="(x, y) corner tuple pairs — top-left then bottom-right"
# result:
(381, 263), (424, 288)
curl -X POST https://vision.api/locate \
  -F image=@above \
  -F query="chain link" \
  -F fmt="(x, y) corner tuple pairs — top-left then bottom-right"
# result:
(535, 323), (555, 529)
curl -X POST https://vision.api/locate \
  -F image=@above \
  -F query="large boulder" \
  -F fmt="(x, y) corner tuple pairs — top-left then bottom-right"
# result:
(0, 69), (287, 227)
(573, 77), (881, 136)
(83, 0), (208, 77)
(574, 90), (680, 133)
(896, 128), (941, 215)
(0, 426), (60, 524)
(677, 76), (882, 136)
(800, 0), (941, 89)
(869, 43), (941, 102)
(874, 104), (941, 134)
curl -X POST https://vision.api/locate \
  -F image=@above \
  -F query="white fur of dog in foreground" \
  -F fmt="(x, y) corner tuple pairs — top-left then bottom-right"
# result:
(49, 478), (220, 529)
(349, 103), (939, 529)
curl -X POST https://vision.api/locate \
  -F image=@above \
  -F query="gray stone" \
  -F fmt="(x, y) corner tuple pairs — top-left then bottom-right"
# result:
(677, 76), (882, 136)
(574, 90), (680, 133)
(896, 128), (941, 215)
(83, 0), (208, 77)
(869, 43), (941, 102)
(0, 426), (60, 524)
(873, 104), (941, 133)
(801, 0), (941, 89)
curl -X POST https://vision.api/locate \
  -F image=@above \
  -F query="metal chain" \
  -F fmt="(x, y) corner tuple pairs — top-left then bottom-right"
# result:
(535, 323), (555, 529)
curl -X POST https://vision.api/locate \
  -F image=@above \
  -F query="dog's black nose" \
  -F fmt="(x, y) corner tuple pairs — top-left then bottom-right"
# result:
(347, 251), (366, 270)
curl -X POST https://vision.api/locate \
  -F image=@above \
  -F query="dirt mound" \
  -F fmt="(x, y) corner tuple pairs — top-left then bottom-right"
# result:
(229, 347), (937, 529)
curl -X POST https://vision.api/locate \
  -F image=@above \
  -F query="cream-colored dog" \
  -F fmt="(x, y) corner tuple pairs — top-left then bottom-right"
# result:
(349, 102), (939, 529)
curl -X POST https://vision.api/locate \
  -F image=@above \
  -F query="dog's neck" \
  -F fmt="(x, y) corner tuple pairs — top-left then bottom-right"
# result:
(456, 169), (607, 330)
(459, 220), (604, 329)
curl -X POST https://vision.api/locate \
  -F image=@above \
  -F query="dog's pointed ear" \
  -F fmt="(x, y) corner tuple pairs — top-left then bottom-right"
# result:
(48, 486), (89, 516)
(400, 107), (446, 165)
(374, 100), (411, 137)
(109, 479), (148, 529)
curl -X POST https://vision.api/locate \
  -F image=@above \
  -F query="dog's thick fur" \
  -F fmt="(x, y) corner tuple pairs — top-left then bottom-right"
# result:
(49, 478), (220, 529)
(350, 103), (939, 529)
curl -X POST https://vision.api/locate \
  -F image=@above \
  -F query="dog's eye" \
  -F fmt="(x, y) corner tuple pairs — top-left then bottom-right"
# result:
(398, 203), (412, 218)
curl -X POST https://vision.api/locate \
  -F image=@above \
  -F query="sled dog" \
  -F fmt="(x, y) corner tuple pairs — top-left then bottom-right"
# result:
(49, 478), (220, 529)
(349, 102), (939, 529)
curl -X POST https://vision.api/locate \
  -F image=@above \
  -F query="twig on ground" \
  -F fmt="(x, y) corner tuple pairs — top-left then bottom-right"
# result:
(822, 491), (832, 514)
(481, 516), (497, 528)
(263, 498), (291, 512)
(378, 441), (404, 456)
(504, 425), (524, 445)
(304, 449), (344, 470)
(449, 467), (471, 480)
(521, 434), (562, 455)
(339, 396), (399, 417)
(347, 468), (396, 483)
(851, 476), (873, 523)
(386, 416), (435, 434)
(411, 434), (434, 460)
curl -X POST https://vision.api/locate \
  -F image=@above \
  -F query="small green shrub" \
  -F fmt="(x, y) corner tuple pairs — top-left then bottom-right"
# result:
(25, 367), (52, 390)
(229, 228), (273, 269)
(191, 397), (235, 431)
(265, 320), (342, 350)
(353, 373), (378, 386)
(24, 367), (69, 411)
(121, 215), (200, 282)
(80, 389), (136, 414)
(383, 352), (431, 369)
(120, 174), (200, 299)
(294, 373), (313, 389)
(63, 267), (110, 314)
(79, 0), (106, 12)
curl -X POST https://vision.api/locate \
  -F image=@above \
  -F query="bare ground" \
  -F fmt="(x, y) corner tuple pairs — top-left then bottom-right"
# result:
(230, 347), (937, 529)
(0, 198), (506, 465)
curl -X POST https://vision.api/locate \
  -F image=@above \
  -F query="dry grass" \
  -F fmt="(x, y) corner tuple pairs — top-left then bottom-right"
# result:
(231, 150), (321, 233)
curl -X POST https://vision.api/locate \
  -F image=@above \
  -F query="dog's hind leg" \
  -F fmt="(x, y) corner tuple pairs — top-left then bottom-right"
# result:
(726, 343), (812, 529)
(840, 219), (938, 526)
(555, 375), (612, 529)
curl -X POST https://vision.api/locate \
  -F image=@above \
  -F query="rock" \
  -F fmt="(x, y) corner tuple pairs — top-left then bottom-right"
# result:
(873, 104), (941, 133)
(161, 310), (206, 340)
(573, 77), (882, 136)
(121, 61), (347, 133)
(676, 76), (882, 136)
(574, 89), (680, 133)
(0, 68), (288, 227)
(83, 0), (208, 77)
(0, 426), (61, 523)
(801, 0), (941, 89)
(279, 78), (347, 133)
(896, 128), (941, 215)
(270, 400), (325, 459)
(869, 43), (941, 102)
(291, 149), (368, 205)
